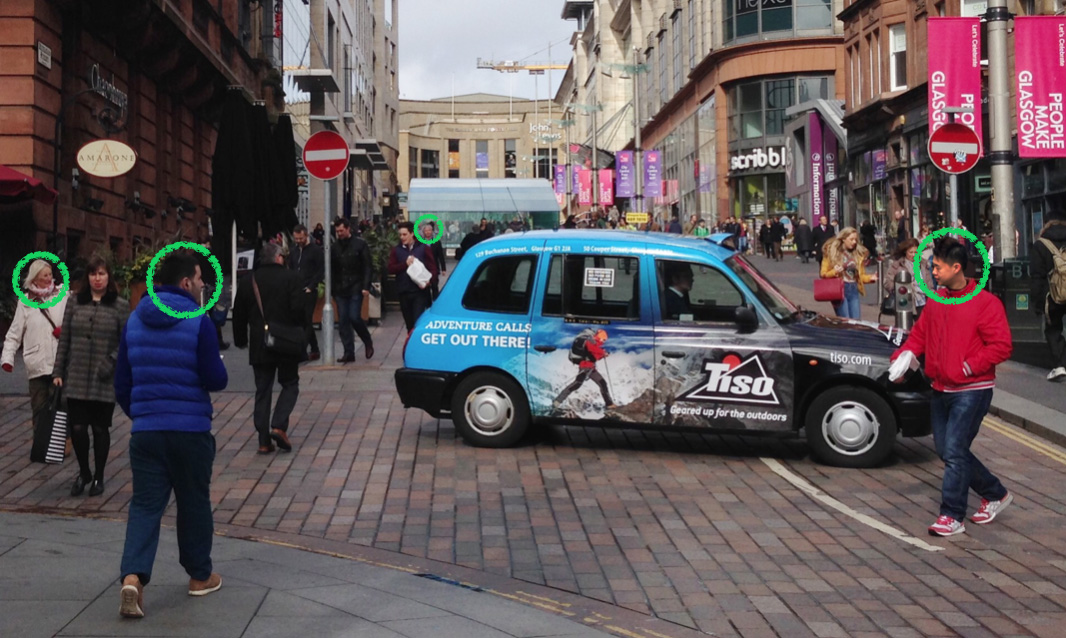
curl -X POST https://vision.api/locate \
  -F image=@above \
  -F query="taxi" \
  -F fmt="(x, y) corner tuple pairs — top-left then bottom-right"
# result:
(394, 230), (930, 468)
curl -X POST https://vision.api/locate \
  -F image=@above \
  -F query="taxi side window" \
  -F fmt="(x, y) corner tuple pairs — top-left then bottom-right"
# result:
(657, 260), (744, 323)
(543, 254), (640, 320)
(462, 255), (538, 314)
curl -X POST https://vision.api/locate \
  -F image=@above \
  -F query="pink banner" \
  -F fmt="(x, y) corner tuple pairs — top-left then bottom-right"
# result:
(598, 169), (614, 206)
(577, 168), (592, 205)
(927, 18), (983, 146)
(1015, 16), (1066, 158)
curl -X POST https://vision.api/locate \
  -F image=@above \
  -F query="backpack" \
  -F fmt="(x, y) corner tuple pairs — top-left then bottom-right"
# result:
(568, 328), (597, 364)
(1039, 238), (1066, 304)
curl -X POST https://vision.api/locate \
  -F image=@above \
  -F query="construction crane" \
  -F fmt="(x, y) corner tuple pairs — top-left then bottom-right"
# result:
(476, 58), (567, 74)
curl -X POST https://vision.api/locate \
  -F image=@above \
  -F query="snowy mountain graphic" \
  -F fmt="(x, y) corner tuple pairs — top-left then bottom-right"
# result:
(677, 354), (781, 406)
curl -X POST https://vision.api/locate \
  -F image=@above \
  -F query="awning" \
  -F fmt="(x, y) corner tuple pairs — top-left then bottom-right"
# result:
(786, 99), (847, 146)
(349, 139), (389, 171)
(0, 165), (57, 205)
(407, 178), (560, 213)
(288, 69), (340, 94)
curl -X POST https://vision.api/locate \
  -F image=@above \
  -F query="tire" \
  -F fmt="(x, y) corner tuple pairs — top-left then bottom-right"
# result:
(804, 385), (897, 468)
(450, 371), (531, 448)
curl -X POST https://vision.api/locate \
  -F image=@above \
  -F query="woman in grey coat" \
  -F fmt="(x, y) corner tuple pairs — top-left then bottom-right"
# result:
(53, 257), (129, 497)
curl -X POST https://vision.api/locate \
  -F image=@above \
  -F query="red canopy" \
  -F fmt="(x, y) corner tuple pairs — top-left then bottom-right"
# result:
(0, 165), (57, 205)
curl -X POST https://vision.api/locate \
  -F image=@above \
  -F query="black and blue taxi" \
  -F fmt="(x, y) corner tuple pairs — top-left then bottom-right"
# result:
(394, 230), (930, 468)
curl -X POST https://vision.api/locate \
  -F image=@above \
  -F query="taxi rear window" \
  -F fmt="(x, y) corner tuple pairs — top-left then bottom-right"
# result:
(462, 255), (538, 314)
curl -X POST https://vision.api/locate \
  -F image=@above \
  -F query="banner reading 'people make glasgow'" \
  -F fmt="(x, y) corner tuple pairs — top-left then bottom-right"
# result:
(615, 151), (634, 198)
(927, 18), (983, 146)
(1015, 16), (1066, 158)
(643, 150), (662, 199)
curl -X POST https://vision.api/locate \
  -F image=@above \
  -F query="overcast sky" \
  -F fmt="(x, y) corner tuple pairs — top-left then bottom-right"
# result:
(398, 1), (575, 102)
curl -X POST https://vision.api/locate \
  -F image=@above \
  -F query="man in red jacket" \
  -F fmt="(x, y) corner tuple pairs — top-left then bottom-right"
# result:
(891, 237), (1013, 537)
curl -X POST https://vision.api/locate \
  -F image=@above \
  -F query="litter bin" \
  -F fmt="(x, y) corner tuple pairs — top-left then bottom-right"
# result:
(988, 259), (1046, 365)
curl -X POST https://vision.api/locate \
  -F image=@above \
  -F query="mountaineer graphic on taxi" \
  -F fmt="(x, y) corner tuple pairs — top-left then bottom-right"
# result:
(553, 328), (615, 412)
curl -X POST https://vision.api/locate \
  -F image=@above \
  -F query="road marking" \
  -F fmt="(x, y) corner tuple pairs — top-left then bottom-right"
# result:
(983, 417), (1066, 466)
(760, 457), (945, 552)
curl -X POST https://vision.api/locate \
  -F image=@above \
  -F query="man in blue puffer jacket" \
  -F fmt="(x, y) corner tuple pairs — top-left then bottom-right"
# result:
(113, 250), (229, 619)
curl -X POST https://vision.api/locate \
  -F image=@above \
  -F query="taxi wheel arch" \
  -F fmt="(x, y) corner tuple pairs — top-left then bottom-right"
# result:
(450, 370), (532, 448)
(804, 384), (897, 468)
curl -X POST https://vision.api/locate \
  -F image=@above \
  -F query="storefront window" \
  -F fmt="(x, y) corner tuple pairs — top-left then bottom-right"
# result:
(1049, 158), (1066, 193)
(1022, 163), (1045, 198)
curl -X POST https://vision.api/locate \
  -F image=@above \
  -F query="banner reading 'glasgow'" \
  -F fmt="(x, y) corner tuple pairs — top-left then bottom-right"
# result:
(927, 18), (983, 148)
(1015, 16), (1066, 158)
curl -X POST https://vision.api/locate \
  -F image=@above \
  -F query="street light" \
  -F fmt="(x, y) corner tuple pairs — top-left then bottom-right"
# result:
(548, 114), (576, 220)
(568, 102), (604, 212)
(601, 48), (650, 218)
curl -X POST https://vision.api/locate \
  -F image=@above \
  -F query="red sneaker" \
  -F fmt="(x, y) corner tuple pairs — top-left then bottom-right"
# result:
(928, 515), (965, 537)
(972, 491), (1013, 525)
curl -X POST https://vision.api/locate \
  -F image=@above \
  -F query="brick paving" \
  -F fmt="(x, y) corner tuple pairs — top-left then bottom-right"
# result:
(3, 310), (1066, 636)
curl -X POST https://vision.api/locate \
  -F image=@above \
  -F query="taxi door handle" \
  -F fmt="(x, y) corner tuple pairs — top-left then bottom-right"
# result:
(662, 351), (686, 359)
(534, 345), (557, 353)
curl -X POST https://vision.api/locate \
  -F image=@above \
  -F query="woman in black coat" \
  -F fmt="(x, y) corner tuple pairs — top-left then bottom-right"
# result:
(794, 218), (815, 263)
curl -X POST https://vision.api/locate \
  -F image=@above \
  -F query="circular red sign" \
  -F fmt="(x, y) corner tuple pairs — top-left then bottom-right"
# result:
(302, 131), (350, 181)
(928, 123), (982, 175)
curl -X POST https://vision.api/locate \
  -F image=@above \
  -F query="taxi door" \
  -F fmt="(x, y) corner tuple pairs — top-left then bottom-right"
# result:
(651, 257), (795, 432)
(526, 239), (655, 424)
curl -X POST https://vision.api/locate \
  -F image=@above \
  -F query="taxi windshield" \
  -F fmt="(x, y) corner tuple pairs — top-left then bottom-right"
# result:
(725, 255), (800, 322)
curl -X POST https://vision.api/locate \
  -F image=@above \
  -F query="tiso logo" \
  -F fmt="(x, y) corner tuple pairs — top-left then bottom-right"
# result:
(678, 354), (779, 406)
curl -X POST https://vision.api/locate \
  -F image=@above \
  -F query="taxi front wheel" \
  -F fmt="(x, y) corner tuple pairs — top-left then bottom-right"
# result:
(451, 372), (531, 448)
(805, 386), (897, 468)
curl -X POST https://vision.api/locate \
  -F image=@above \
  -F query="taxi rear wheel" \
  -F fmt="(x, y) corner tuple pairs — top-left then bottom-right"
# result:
(805, 386), (896, 468)
(451, 372), (531, 448)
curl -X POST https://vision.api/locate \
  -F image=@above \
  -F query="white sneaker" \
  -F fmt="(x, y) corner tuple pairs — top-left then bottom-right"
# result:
(1048, 367), (1066, 381)
(971, 491), (1013, 525)
(928, 515), (965, 537)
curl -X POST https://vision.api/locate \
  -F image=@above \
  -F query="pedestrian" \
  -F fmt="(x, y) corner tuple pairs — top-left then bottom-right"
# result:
(389, 221), (438, 331)
(770, 217), (786, 261)
(667, 215), (683, 234)
(759, 221), (772, 257)
(820, 227), (878, 319)
(890, 237), (1013, 537)
(289, 224), (325, 361)
(233, 243), (305, 454)
(329, 218), (375, 362)
(682, 214), (698, 235)
(53, 257), (129, 497)
(860, 218), (879, 261)
(811, 215), (836, 264)
(738, 220), (749, 254)
(1030, 209), (1066, 381)
(421, 221), (447, 300)
(793, 218), (814, 264)
(694, 219), (709, 237)
(312, 222), (325, 246)
(114, 249), (228, 618)
(456, 218), (491, 261)
(883, 238), (934, 317)
(2, 259), (68, 436)
(552, 329), (615, 411)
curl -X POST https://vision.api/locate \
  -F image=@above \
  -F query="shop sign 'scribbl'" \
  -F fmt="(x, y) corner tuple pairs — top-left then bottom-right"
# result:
(76, 139), (137, 178)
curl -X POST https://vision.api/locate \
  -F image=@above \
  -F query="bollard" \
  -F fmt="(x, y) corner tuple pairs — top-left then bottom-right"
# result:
(893, 269), (914, 331)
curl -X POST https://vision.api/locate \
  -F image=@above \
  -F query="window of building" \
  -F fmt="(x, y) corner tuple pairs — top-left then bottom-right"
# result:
(657, 260), (745, 323)
(645, 47), (656, 120)
(765, 78), (794, 136)
(672, 13), (683, 94)
(734, 81), (763, 139)
(658, 33), (668, 105)
(730, 76), (824, 140)
(798, 77), (829, 103)
(462, 255), (538, 314)
(448, 139), (460, 179)
(408, 146), (418, 180)
(688, 0), (698, 69)
(543, 255), (641, 320)
(504, 139), (517, 178)
(960, 0), (987, 16)
(326, 11), (335, 69)
(872, 30), (881, 96)
(796, 0), (832, 30)
(475, 140), (489, 177)
(890, 24), (907, 91)
(535, 148), (555, 181)
(420, 149), (439, 178)
(724, 0), (832, 43)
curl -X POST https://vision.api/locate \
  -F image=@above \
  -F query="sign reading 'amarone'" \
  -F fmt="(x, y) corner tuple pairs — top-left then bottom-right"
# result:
(1015, 16), (1066, 158)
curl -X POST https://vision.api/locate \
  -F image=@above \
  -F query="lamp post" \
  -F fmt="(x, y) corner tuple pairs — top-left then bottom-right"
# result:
(985, 0), (1015, 261)
(601, 50), (650, 218)
(568, 102), (604, 215)
(548, 112), (575, 221)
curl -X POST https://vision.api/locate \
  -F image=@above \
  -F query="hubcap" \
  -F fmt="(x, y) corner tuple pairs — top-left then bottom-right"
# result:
(464, 385), (515, 436)
(821, 401), (880, 456)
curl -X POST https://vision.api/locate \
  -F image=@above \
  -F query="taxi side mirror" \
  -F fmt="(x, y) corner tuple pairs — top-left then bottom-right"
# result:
(734, 305), (758, 332)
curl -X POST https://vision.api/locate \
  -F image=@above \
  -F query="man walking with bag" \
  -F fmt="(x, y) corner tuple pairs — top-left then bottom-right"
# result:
(331, 218), (375, 362)
(233, 244), (305, 454)
(890, 237), (1013, 537)
(1030, 209), (1066, 381)
(388, 221), (437, 331)
(114, 250), (228, 618)
(289, 224), (325, 361)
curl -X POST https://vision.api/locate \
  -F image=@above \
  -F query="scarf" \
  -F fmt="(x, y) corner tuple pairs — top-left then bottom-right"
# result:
(26, 282), (57, 301)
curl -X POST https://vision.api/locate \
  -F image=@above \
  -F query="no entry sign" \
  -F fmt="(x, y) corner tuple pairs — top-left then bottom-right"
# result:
(928, 123), (982, 174)
(303, 131), (349, 180)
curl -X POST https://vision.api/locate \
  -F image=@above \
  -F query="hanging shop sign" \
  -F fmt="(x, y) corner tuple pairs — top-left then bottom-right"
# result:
(927, 18), (983, 145)
(88, 64), (128, 111)
(1014, 16), (1066, 158)
(728, 146), (785, 173)
(76, 139), (137, 178)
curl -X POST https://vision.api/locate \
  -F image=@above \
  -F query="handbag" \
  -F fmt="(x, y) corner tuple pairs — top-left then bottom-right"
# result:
(813, 277), (844, 303)
(879, 294), (895, 316)
(30, 388), (67, 464)
(251, 275), (307, 359)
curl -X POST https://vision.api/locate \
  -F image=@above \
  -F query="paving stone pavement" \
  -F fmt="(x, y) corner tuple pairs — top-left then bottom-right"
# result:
(3, 307), (1066, 636)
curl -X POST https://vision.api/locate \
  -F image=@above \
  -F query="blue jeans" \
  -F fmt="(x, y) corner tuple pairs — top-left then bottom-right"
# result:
(335, 292), (372, 357)
(834, 282), (861, 319)
(931, 389), (1007, 521)
(121, 431), (215, 585)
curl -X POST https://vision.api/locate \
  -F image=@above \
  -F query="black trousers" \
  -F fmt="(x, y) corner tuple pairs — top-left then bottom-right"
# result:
(1045, 296), (1066, 369)
(399, 290), (431, 331)
(252, 362), (299, 447)
(555, 367), (613, 406)
(301, 289), (319, 354)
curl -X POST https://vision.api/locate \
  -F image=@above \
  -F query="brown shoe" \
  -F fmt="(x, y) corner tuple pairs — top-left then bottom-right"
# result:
(270, 428), (292, 452)
(119, 575), (144, 618)
(188, 572), (222, 596)
(307, 351), (321, 361)
(256, 443), (275, 455)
